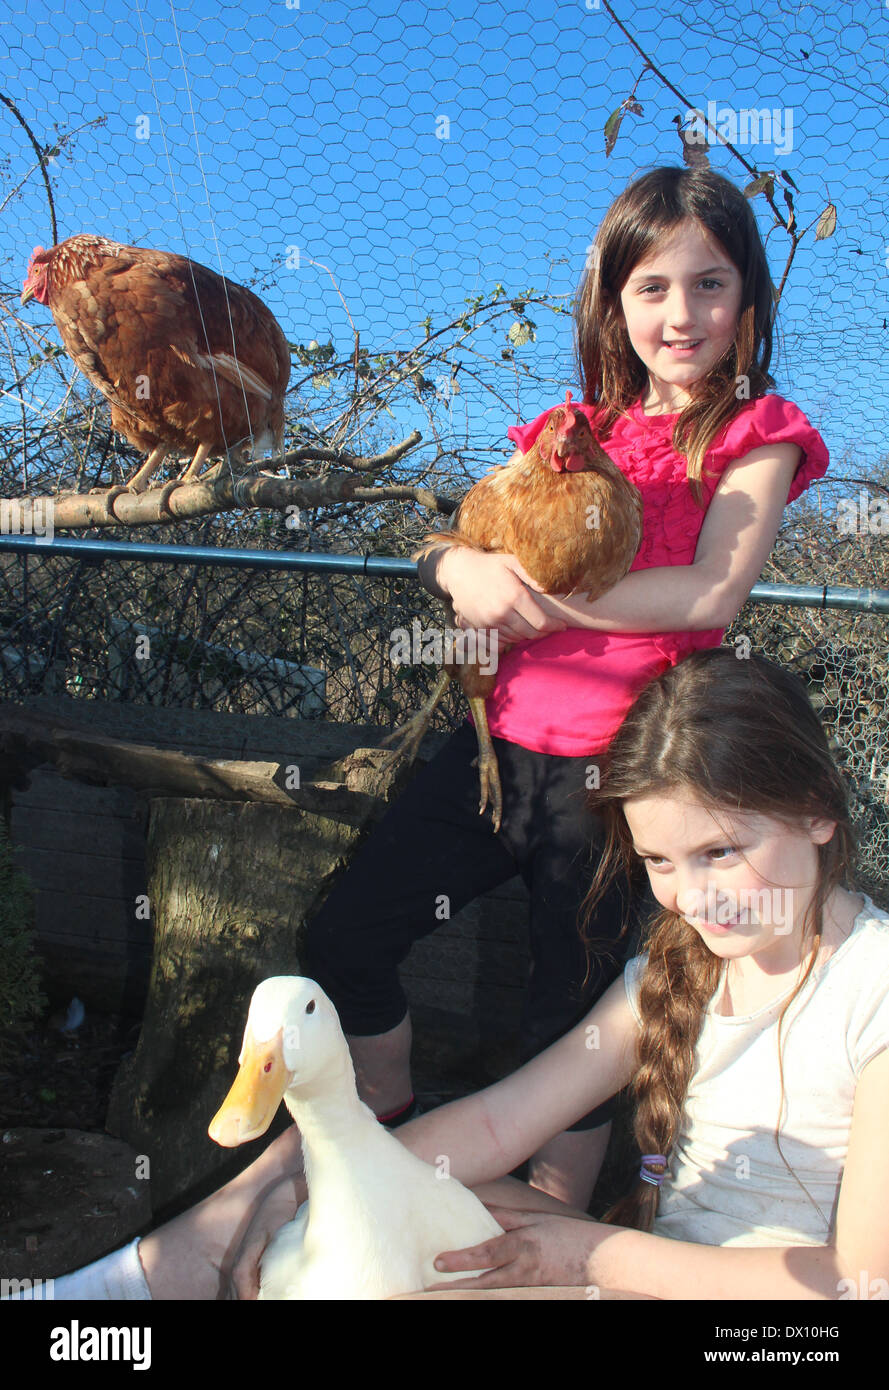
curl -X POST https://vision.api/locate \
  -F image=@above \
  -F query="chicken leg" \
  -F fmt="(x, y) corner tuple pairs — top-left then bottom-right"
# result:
(378, 670), (505, 833)
(125, 444), (172, 493)
(177, 441), (214, 483)
(464, 693), (503, 833)
(378, 670), (453, 772)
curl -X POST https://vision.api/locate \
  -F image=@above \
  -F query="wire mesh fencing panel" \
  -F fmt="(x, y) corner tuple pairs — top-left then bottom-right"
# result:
(726, 603), (888, 904)
(735, 468), (889, 900)
(0, 539), (462, 727)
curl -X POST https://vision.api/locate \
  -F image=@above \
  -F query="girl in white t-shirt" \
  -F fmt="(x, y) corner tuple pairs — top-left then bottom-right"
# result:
(570, 646), (889, 1277)
(420, 645), (889, 1297)
(415, 645), (889, 1297)
(40, 648), (889, 1300)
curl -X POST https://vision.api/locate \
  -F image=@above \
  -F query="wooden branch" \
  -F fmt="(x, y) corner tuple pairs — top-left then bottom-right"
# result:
(1, 468), (456, 530)
(0, 704), (408, 826)
(350, 483), (457, 513)
(280, 429), (423, 471)
(600, 1), (794, 239)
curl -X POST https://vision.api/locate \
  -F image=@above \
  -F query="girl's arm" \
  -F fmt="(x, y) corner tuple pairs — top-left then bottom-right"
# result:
(542, 441), (801, 633)
(393, 972), (638, 1188)
(436, 1044), (889, 1300)
(431, 443), (800, 637)
(418, 541), (569, 646)
(138, 1122), (308, 1299)
(589, 1045), (889, 1299)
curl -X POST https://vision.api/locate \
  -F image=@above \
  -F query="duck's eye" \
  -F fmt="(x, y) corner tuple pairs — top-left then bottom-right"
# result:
(306, 1000), (316, 1014)
(263, 1060), (273, 1073)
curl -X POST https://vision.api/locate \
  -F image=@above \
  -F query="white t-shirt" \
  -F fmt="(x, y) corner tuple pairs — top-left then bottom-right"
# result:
(623, 894), (889, 1248)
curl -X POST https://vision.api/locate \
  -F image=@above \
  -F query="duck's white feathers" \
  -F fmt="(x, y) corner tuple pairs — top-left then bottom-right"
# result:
(229, 978), (503, 1300)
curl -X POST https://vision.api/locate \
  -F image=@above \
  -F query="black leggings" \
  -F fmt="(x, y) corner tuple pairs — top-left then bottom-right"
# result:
(303, 720), (636, 1130)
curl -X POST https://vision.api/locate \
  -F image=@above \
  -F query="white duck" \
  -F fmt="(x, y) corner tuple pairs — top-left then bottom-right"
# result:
(208, 976), (503, 1299)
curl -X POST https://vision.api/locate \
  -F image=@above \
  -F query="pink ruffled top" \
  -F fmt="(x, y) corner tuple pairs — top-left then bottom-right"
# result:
(471, 393), (829, 756)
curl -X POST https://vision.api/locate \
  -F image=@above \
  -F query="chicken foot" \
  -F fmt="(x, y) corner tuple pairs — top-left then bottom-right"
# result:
(120, 440), (213, 496)
(465, 694), (503, 833)
(85, 444), (163, 521)
(378, 669), (453, 772)
(123, 444), (172, 493)
(378, 670), (504, 832)
(177, 442), (214, 483)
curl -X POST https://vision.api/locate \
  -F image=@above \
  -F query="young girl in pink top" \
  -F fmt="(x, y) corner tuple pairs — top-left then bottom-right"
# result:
(300, 164), (830, 1210)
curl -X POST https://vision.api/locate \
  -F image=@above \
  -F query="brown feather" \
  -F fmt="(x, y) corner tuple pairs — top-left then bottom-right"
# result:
(393, 398), (644, 830)
(30, 235), (290, 462)
(416, 413), (643, 604)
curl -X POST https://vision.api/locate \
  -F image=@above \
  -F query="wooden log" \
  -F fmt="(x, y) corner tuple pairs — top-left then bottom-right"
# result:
(0, 702), (401, 825)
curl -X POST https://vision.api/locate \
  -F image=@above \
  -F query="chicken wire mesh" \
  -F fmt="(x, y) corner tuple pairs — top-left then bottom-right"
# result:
(0, 3), (887, 895)
(1, 2), (888, 485)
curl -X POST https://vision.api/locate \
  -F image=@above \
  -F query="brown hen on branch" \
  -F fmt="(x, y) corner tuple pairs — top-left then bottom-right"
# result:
(381, 392), (643, 831)
(21, 234), (291, 519)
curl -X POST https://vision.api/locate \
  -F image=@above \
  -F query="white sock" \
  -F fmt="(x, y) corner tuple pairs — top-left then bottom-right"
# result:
(6, 1237), (153, 1300)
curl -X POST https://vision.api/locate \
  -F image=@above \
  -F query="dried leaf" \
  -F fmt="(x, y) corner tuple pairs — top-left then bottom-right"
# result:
(816, 204), (837, 240)
(744, 173), (775, 200)
(783, 187), (797, 234)
(673, 115), (709, 169)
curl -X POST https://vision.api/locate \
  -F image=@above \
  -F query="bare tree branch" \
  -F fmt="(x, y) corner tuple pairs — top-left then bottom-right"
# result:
(280, 429), (422, 471)
(0, 92), (59, 244)
(0, 468), (456, 530)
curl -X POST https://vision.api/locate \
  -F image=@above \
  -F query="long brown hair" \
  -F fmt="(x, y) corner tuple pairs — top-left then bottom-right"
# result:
(582, 648), (856, 1231)
(575, 166), (776, 503)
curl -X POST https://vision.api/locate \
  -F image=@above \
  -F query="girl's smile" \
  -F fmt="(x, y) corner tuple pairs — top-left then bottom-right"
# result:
(619, 219), (743, 413)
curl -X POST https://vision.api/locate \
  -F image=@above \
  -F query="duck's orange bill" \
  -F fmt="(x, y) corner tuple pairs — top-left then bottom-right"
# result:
(208, 1028), (289, 1148)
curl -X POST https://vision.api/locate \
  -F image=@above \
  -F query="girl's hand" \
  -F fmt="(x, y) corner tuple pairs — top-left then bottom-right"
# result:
(425, 1204), (599, 1291)
(224, 1173), (305, 1300)
(438, 548), (568, 645)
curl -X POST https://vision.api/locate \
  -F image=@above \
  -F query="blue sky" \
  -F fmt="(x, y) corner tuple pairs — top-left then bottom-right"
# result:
(1, 0), (887, 478)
